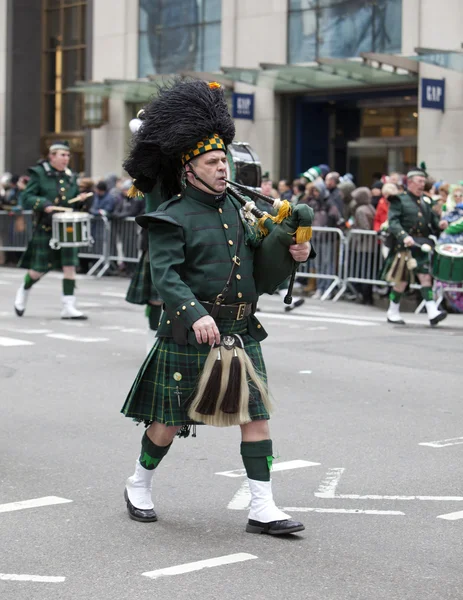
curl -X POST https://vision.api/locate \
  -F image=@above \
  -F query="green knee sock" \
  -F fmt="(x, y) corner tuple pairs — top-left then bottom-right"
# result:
(146, 304), (162, 331)
(139, 431), (171, 470)
(241, 439), (273, 482)
(24, 273), (39, 290)
(62, 279), (75, 296)
(389, 290), (402, 304)
(420, 286), (434, 301)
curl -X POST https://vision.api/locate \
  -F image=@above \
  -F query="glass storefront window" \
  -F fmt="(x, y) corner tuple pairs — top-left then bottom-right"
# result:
(138, 0), (222, 76)
(288, 0), (402, 63)
(360, 107), (418, 138)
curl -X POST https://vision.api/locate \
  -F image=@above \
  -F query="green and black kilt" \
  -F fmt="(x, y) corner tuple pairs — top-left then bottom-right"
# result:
(126, 250), (161, 305)
(121, 318), (269, 426)
(18, 226), (79, 272)
(381, 246), (431, 283)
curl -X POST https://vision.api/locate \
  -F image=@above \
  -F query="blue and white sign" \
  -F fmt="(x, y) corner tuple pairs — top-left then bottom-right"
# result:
(232, 93), (254, 120)
(421, 78), (445, 112)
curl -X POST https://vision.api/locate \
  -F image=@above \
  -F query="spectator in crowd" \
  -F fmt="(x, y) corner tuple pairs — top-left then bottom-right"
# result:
(113, 180), (145, 219)
(300, 166), (322, 185)
(438, 183), (450, 207)
(277, 179), (293, 201)
(352, 186), (376, 305)
(90, 181), (114, 216)
(318, 164), (330, 180)
(292, 182), (306, 204)
(300, 182), (328, 227)
(373, 183), (398, 232)
(370, 181), (383, 209)
(76, 177), (94, 212)
(338, 178), (356, 224)
(325, 172), (344, 218)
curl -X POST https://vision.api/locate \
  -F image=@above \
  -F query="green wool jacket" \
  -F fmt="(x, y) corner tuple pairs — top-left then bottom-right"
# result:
(23, 162), (79, 216)
(388, 191), (439, 247)
(138, 184), (311, 344)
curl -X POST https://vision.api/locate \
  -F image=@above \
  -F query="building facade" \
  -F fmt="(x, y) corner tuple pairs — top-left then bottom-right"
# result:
(1, 0), (462, 185)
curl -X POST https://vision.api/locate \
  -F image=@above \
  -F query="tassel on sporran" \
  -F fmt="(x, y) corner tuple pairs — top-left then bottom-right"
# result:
(188, 335), (271, 427)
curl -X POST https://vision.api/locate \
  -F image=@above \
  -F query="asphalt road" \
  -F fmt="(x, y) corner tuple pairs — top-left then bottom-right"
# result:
(0, 266), (462, 600)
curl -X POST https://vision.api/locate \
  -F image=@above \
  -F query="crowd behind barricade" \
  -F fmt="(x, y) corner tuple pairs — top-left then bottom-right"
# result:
(1, 163), (463, 314)
(265, 164), (463, 312)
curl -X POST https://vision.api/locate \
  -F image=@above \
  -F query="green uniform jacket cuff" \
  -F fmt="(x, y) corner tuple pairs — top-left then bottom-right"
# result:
(30, 196), (52, 212)
(172, 299), (209, 329)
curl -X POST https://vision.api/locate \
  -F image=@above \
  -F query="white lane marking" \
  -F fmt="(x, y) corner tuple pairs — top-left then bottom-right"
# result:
(76, 302), (102, 308)
(315, 468), (345, 498)
(1, 328), (52, 334)
(227, 480), (251, 510)
(0, 336), (34, 347)
(46, 333), (109, 343)
(419, 437), (463, 448)
(216, 459), (320, 478)
(0, 280), (11, 285)
(283, 507), (405, 516)
(306, 326), (328, 331)
(100, 292), (126, 299)
(0, 496), (72, 514)
(0, 574), (65, 583)
(299, 370), (312, 374)
(258, 311), (378, 327)
(142, 553), (257, 580)
(437, 510), (463, 521)
(323, 494), (463, 501)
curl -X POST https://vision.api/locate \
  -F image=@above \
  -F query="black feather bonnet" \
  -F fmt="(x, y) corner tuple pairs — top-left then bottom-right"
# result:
(123, 78), (235, 198)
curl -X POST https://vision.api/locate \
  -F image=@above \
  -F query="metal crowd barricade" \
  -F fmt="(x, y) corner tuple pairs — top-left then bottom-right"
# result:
(334, 229), (386, 301)
(108, 216), (141, 267)
(0, 210), (34, 252)
(296, 226), (345, 300)
(79, 214), (110, 277)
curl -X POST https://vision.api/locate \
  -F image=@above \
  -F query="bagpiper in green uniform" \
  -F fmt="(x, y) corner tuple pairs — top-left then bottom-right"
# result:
(121, 78), (314, 535)
(14, 141), (88, 319)
(384, 168), (447, 326)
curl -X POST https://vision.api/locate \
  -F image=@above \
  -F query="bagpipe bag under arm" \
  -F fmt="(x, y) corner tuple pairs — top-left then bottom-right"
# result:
(253, 203), (315, 295)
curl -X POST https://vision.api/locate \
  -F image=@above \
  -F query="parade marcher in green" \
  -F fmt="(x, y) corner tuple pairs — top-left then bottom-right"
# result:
(384, 168), (447, 326)
(14, 141), (89, 319)
(121, 78), (313, 535)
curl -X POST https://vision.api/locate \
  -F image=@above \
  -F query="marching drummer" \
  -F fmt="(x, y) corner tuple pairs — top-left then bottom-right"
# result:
(383, 167), (447, 326)
(14, 141), (89, 319)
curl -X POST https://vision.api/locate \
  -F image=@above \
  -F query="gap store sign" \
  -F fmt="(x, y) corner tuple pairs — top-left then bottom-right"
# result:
(232, 93), (255, 120)
(421, 78), (445, 112)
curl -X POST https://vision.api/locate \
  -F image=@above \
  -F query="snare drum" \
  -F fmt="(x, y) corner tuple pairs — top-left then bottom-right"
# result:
(431, 243), (463, 283)
(50, 212), (92, 249)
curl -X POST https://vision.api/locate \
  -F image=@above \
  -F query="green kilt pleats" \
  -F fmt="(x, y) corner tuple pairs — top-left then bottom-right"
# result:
(18, 226), (79, 271)
(121, 318), (269, 426)
(126, 251), (161, 305)
(381, 246), (431, 283)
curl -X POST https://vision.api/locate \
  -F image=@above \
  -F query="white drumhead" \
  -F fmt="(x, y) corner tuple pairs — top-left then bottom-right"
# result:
(52, 211), (90, 222)
(436, 243), (463, 258)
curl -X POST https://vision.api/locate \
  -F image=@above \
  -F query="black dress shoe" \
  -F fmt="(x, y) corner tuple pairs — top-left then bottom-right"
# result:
(124, 489), (157, 523)
(430, 310), (447, 327)
(246, 518), (305, 535)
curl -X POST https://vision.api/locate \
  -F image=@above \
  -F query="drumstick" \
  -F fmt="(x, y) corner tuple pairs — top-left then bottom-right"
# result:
(68, 192), (93, 204)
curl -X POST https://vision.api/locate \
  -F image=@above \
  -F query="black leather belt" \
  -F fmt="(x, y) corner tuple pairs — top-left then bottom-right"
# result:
(201, 301), (253, 321)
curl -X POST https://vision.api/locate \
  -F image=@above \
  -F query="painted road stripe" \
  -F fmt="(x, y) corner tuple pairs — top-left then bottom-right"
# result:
(100, 292), (126, 299)
(283, 507), (405, 516)
(217, 459), (320, 478)
(228, 481), (251, 510)
(437, 510), (463, 521)
(142, 553), (257, 580)
(258, 311), (378, 327)
(1, 328), (52, 334)
(299, 370), (312, 374)
(46, 333), (109, 343)
(419, 436), (463, 448)
(0, 336), (34, 347)
(0, 574), (65, 583)
(322, 494), (463, 501)
(315, 468), (345, 497)
(0, 496), (72, 514)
